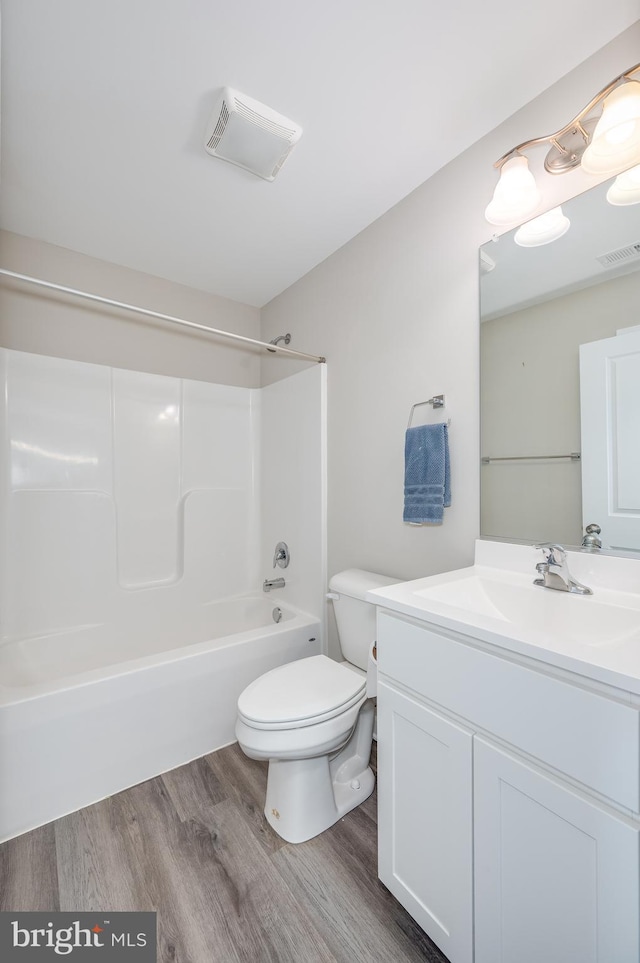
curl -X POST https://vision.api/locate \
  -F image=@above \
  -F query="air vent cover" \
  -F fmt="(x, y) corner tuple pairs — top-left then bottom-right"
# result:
(203, 87), (302, 181)
(596, 242), (640, 268)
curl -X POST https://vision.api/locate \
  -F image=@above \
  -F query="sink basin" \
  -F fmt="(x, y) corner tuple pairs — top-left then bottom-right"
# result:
(413, 572), (640, 647)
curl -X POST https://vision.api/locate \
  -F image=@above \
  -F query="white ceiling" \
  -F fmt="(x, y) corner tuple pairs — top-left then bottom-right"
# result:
(1, 1), (638, 307)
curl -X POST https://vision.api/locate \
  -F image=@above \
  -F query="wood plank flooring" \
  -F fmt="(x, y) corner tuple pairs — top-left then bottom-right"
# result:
(0, 742), (451, 963)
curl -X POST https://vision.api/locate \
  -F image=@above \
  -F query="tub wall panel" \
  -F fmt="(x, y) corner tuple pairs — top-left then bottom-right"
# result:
(0, 347), (258, 643)
(6, 350), (112, 493)
(182, 489), (255, 603)
(112, 368), (182, 588)
(4, 491), (116, 639)
(260, 365), (326, 631)
(182, 380), (254, 491)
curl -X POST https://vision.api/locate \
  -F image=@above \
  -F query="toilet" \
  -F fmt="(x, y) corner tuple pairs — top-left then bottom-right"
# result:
(235, 569), (397, 843)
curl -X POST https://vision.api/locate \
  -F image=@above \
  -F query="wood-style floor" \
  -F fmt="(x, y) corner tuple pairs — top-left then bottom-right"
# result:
(0, 742), (450, 963)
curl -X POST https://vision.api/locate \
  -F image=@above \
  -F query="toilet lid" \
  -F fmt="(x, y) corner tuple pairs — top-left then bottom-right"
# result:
(237, 654), (366, 730)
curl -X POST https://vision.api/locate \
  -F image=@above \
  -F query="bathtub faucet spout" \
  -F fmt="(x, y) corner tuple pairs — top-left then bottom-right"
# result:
(263, 577), (285, 593)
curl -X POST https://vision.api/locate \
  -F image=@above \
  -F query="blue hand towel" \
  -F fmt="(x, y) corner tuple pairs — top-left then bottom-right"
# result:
(403, 423), (451, 524)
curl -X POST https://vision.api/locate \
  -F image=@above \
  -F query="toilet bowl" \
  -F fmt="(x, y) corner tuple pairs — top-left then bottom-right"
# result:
(235, 569), (397, 843)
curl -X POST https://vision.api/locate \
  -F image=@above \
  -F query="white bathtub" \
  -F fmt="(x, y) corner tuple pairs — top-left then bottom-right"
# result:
(0, 596), (321, 842)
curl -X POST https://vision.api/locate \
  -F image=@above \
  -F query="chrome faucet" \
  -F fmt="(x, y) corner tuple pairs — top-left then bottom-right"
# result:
(263, 577), (285, 593)
(533, 543), (592, 595)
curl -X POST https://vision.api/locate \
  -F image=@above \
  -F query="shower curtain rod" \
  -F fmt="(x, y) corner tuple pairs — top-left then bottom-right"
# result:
(0, 269), (326, 364)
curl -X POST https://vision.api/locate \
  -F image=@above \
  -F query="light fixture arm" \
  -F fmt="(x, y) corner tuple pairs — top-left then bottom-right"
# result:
(493, 62), (640, 170)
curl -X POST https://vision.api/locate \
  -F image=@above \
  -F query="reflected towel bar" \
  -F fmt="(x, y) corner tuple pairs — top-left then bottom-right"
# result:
(481, 452), (581, 464)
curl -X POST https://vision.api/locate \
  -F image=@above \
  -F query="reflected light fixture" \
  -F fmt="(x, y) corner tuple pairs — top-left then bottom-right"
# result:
(606, 163), (640, 205)
(485, 62), (640, 225)
(514, 206), (570, 247)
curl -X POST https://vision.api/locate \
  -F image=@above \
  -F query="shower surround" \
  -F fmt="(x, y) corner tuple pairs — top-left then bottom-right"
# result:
(0, 348), (325, 841)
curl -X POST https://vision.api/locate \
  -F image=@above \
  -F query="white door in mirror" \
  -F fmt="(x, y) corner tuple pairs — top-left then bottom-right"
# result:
(580, 329), (640, 552)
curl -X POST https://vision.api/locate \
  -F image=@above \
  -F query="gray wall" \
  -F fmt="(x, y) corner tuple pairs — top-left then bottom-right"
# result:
(481, 271), (640, 546)
(261, 23), (640, 606)
(0, 231), (262, 388)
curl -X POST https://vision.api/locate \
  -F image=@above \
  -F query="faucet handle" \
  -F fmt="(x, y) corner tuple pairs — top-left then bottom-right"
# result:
(273, 541), (290, 569)
(582, 523), (602, 551)
(534, 542), (566, 565)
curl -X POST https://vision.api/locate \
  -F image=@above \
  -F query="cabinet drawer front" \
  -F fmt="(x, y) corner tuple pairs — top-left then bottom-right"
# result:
(377, 611), (640, 811)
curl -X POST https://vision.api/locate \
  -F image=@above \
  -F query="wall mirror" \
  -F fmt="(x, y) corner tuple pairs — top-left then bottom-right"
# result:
(479, 174), (640, 555)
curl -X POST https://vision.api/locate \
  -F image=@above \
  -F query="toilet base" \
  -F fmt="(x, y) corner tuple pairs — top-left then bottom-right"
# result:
(264, 700), (376, 844)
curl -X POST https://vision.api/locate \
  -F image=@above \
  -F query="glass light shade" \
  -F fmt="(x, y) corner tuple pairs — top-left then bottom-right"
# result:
(606, 164), (640, 205)
(581, 81), (640, 175)
(514, 207), (570, 247)
(484, 155), (542, 226)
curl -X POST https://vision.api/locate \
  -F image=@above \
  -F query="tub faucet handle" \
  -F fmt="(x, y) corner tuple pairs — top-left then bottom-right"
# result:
(273, 541), (290, 569)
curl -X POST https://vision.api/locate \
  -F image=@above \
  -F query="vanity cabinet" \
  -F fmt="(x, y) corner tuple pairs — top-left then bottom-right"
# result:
(376, 610), (640, 963)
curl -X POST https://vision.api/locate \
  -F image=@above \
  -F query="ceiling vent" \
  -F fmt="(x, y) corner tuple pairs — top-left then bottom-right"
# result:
(596, 242), (640, 268)
(203, 87), (303, 181)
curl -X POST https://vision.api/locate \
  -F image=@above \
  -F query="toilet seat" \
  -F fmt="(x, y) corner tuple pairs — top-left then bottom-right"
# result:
(237, 654), (366, 730)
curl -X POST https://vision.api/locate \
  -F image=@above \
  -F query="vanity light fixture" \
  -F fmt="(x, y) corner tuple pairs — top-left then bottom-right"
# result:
(485, 62), (640, 226)
(514, 206), (570, 247)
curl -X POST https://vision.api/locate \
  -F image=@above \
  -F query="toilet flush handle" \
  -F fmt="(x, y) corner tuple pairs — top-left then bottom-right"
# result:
(326, 592), (339, 601)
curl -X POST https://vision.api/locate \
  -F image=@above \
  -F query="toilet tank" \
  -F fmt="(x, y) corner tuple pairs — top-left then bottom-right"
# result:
(329, 569), (399, 670)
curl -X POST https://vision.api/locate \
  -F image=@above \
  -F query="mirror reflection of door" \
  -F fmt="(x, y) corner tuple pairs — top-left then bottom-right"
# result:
(580, 329), (640, 552)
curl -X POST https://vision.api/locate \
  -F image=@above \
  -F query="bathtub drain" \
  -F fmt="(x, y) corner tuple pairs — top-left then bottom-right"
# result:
(272, 607), (283, 624)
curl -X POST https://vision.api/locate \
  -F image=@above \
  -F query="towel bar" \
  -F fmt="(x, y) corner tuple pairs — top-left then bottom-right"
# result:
(407, 395), (448, 429)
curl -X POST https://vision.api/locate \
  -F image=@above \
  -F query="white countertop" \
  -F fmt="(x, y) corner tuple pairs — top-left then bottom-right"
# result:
(368, 540), (640, 696)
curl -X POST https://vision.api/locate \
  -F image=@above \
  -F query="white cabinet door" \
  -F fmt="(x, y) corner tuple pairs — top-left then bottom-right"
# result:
(580, 329), (640, 551)
(377, 680), (473, 963)
(474, 737), (640, 963)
